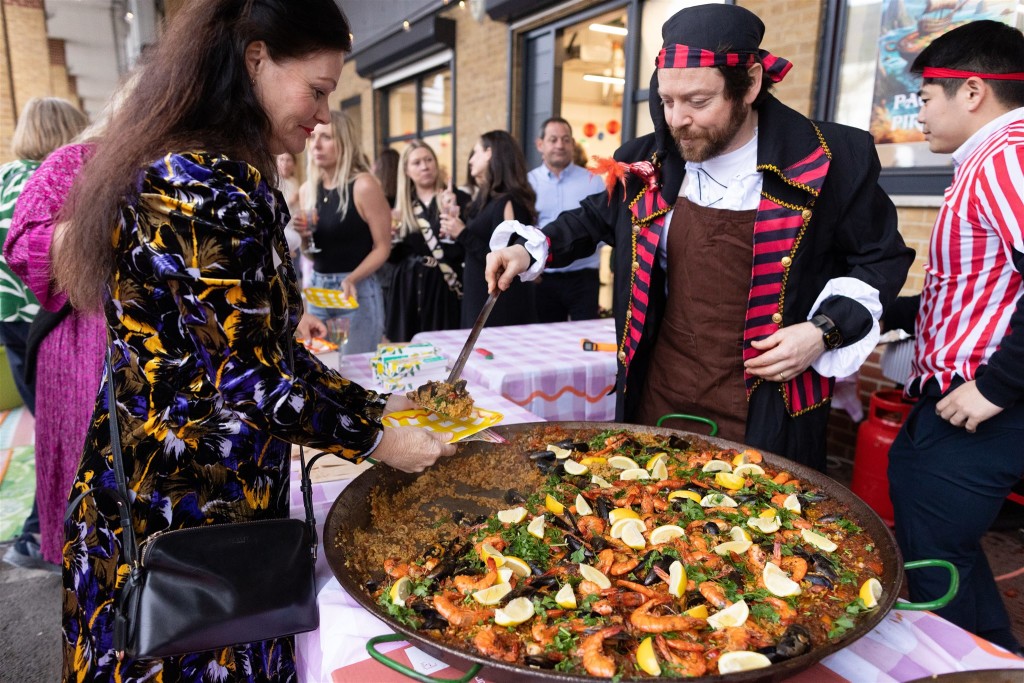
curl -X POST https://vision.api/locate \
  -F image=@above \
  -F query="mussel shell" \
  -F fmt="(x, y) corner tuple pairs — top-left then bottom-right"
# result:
(668, 435), (691, 450)
(555, 439), (590, 453)
(641, 556), (675, 586)
(504, 489), (528, 505)
(525, 655), (561, 669)
(535, 459), (559, 474)
(815, 513), (842, 524)
(809, 553), (839, 582)
(565, 534), (595, 560)
(551, 514), (576, 533)
(775, 624), (813, 659)
(805, 572), (835, 589)
(365, 576), (383, 592)
(733, 493), (758, 503)
(451, 510), (486, 527)
(595, 497), (612, 522)
(590, 535), (610, 552)
(797, 490), (828, 506)
(527, 449), (556, 461)
(703, 521), (724, 535)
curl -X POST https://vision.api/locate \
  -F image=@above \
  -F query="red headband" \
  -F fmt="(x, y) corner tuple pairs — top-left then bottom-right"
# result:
(657, 44), (792, 83)
(921, 67), (1024, 82)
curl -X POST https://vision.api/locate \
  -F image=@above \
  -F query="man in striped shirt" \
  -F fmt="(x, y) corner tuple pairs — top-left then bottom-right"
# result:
(888, 21), (1024, 655)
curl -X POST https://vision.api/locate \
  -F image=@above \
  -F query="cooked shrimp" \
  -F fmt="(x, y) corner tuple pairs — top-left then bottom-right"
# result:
(591, 590), (645, 615)
(710, 625), (751, 652)
(577, 515), (606, 539)
(655, 636), (708, 676)
(780, 556), (808, 582)
(579, 625), (622, 677)
(383, 558), (410, 578)
(595, 548), (615, 574)
(474, 535), (506, 559)
(763, 597), (797, 626)
(698, 581), (731, 609)
(772, 472), (792, 485)
(452, 557), (498, 594)
(609, 555), (640, 576)
(433, 593), (493, 627)
(613, 579), (660, 598)
(578, 580), (604, 597)
(629, 596), (706, 633)
(473, 626), (521, 663)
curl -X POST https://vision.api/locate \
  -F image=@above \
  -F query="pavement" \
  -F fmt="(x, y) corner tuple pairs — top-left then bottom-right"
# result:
(0, 543), (61, 681)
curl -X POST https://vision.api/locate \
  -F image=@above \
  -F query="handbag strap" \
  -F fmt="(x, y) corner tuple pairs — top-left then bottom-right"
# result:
(68, 341), (327, 563)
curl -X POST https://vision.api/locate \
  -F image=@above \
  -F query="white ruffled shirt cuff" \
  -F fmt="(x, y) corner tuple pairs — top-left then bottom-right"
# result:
(809, 277), (883, 378)
(489, 220), (548, 282)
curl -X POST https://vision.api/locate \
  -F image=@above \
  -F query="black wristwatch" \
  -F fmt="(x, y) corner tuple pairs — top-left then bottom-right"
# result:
(811, 314), (843, 350)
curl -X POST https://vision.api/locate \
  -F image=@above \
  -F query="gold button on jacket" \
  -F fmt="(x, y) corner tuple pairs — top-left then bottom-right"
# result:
(771, 313), (783, 324)
(781, 256), (792, 267)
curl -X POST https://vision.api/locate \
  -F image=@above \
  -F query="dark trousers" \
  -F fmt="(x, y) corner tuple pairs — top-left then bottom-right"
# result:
(0, 320), (35, 414)
(888, 387), (1024, 652)
(535, 269), (600, 323)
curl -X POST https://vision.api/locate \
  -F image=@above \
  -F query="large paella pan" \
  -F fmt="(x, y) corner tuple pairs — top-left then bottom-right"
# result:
(323, 422), (955, 682)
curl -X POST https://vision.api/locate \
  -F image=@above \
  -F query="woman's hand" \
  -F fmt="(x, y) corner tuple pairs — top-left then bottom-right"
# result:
(384, 393), (417, 414)
(295, 312), (326, 340)
(439, 213), (465, 240)
(373, 425), (457, 473)
(340, 277), (357, 300)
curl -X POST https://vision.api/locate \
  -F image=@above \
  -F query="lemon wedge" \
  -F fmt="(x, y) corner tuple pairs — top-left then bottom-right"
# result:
(860, 577), (883, 608)
(734, 463), (766, 477)
(801, 528), (838, 552)
(650, 458), (669, 481)
(578, 563), (611, 590)
(668, 490), (702, 504)
(747, 515), (781, 534)
(668, 560), (686, 598)
(497, 566), (514, 584)
(563, 459), (588, 476)
(547, 444), (572, 459)
(575, 493), (593, 516)
(502, 556), (531, 578)
(591, 474), (613, 489)
(607, 455), (639, 470)
(702, 460), (733, 473)
(636, 636), (662, 676)
(763, 561), (802, 597)
(555, 582), (577, 609)
(608, 508), (641, 524)
(390, 576), (412, 606)
(715, 472), (746, 491)
(684, 604), (709, 619)
(494, 596), (535, 626)
(717, 650), (771, 674)
(545, 494), (565, 515)
(783, 493), (802, 513)
(610, 517), (646, 540)
(707, 599), (749, 630)
(527, 515), (545, 539)
(759, 507), (778, 518)
(478, 542), (505, 566)
(472, 582), (512, 605)
(714, 539), (752, 555)
(580, 456), (607, 466)
(621, 522), (647, 550)
(730, 526), (752, 543)
(701, 492), (738, 508)
(619, 467), (651, 481)
(496, 506), (527, 524)
(646, 452), (668, 468)
(649, 524), (685, 545)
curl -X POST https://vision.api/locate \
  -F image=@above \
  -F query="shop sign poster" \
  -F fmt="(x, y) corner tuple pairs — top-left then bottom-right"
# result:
(869, 0), (1018, 148)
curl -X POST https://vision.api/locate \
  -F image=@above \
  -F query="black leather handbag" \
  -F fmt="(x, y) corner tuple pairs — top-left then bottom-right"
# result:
(67, 346), (331, 659)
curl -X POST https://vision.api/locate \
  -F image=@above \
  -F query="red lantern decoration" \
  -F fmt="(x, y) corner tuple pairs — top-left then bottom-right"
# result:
(606, 120), (620, 135)
(583, 122), (598, 138)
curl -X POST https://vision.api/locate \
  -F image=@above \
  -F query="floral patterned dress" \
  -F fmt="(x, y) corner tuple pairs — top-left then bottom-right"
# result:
(63, 152), (386, 682)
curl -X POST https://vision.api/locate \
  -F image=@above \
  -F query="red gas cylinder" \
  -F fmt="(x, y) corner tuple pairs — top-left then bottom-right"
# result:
(850, 390), (913, 526)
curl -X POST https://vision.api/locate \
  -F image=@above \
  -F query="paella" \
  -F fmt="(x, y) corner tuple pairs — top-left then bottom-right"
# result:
(363, 426), (886, 678)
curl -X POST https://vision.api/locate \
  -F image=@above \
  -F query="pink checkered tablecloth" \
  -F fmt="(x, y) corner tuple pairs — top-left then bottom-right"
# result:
(410, 319), (619, 422)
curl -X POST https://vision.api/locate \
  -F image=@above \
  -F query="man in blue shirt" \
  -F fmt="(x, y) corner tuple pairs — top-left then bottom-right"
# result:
(527, 117), (606, 322)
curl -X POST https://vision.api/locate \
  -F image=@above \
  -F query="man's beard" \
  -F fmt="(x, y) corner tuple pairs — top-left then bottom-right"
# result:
(671, 97), (748, 162)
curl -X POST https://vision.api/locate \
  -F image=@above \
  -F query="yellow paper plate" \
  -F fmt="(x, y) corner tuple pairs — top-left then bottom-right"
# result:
(297, 337), (338, 354)
(303, 287), (358, 310)
(383, 407), (503, 443)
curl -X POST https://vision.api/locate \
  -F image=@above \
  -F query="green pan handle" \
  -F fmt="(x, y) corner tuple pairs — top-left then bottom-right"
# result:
(656, 413), (719, 436)
(894, 559), (959, 611)
(366, 633), (483, 683)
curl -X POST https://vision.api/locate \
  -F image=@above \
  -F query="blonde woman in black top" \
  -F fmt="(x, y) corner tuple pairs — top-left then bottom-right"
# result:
(295, 111), (391, 353)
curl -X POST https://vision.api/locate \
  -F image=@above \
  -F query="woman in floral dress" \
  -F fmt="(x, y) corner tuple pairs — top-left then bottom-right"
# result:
(51, 2), (455, 681)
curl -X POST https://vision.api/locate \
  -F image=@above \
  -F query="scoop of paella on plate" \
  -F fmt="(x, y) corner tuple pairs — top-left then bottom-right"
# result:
(366, 427), (886, 678)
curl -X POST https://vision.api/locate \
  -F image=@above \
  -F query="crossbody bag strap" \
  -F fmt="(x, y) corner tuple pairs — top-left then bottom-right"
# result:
(415, 199), (462, 298)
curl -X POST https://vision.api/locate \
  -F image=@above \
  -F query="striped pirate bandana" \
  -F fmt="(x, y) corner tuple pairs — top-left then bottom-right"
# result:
(656, 44), (792, 83)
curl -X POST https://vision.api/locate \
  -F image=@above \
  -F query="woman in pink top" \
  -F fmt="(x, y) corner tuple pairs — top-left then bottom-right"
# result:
(4, 143), (104, 565)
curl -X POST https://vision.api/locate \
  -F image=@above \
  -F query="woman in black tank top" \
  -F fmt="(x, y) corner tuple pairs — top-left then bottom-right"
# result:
(295, 111), (391, 354)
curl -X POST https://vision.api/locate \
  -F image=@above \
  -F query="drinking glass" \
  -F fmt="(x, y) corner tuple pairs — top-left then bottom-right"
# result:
(304, 209), (321, 254)
(325, 316), (350, 369)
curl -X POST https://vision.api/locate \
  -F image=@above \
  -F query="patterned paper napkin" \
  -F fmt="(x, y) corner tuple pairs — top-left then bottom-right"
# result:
(382, 407), (505, 443)
(303, 287), (359, 310)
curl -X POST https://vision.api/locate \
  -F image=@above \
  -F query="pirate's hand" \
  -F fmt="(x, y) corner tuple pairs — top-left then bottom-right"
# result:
(745, 323), (825, 383)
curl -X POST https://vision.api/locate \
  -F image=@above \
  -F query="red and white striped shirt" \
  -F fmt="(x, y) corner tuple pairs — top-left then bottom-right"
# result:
(910, 108), (1024, 399)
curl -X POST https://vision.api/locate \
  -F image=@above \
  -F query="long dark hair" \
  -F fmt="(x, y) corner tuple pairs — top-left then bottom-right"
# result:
(55, 0), (351, 312)
(469, 130), (537, 224)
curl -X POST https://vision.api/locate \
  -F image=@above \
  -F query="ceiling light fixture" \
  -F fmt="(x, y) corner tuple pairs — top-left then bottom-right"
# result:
(583, 74), (625, 85)
(588, 23), (627, 36)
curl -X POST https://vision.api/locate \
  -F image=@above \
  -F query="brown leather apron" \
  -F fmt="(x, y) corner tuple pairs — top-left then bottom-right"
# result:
(635, 196), (756, 442)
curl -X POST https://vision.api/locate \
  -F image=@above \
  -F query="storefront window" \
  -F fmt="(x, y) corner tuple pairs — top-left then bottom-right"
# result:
(826, 0), (1022, 190)
(381, 64), (454, 171)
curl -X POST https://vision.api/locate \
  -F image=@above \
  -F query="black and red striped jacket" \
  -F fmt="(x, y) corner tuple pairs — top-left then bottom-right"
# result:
(539, 95), (913, 458)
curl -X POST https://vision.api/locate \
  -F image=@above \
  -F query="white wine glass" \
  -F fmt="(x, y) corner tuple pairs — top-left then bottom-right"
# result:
(304, 209), (321, 254)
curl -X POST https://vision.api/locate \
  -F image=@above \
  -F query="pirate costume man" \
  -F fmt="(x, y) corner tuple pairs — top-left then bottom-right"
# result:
(491, 4), (913, 470)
